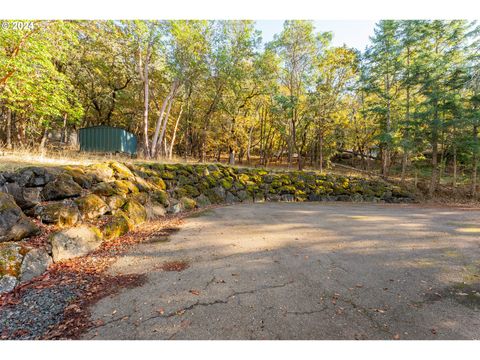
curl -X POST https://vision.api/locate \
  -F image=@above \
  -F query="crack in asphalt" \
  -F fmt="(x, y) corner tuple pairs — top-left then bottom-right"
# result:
(140, 281), (295, 326)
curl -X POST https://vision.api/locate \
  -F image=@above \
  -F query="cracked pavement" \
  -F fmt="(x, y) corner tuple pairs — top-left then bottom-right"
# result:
(83, 202), (480, 339)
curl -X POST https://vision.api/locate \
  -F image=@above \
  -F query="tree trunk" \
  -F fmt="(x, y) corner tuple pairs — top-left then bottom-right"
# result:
(472, 122), (478, 198)
(401, 151), (408, 184)
(38, 127), (48, 155)
(319, 132), (323, 173)
(228, 148), (235, 165)
(429, 131), (439, 197)
(151, 81), (177, 157)
(62, 113), (68, 143)
(156, 92), (176, 157)
(6, 107), (12, 149)
(168, 105), (183, 159)
(142, 45), (151, 158)
(453, 146), (457, 188)
(246, 125), (254, 165)
(429, 103), (440, 197)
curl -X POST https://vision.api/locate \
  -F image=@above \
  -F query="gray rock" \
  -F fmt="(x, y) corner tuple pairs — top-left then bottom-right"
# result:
(0, 275), (18, 294)
(280, 194), (295, 202)
(351, 193), (364, 202)
(236, 190), (250, 202)
(33, 200), (80, 227)
(50, 225), (103, 262)
(225, 192), (239, 204)
(211, 186), (226, 202)
(41, 174), (83, 201)
(2, 182), (42, 209)
(0, 174), (6, 186)
(145, 203), (166, 220)
(19, 248), (53, 283)
(266, 194), (281, 202)
(167, 199), (183, 214)
(23, 187), (43, 208)
(0, 192), (40, 242)
(195, 194), (211, 208)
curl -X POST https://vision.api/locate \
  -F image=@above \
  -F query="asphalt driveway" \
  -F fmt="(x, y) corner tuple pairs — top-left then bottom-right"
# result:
(84, 202), (480, 339)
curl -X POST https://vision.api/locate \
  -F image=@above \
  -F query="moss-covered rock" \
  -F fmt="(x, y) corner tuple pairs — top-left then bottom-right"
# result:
(113, 180), (139, 194)
(150, 190), (169, 207)
(132, 192), (149, 205)
(160, 170), (176, 180)
(131, 177), (150, 192)
(0, 192), (40, 242)
(180, 197), (197, 210)
(105, 194), (127, 213)
(33, 201), (80, 227)
(101, 211), (134, 241)
(148, 176), (167, 190)
(63, 166), (93, 189)
(205, 186), (226, 204)
(41, 174), (83, 201)
(0, 242), (27, 278)
(109, 161), (135, 179)
(122, 199), (147, 224)
(219, 178), (233, 190)
(75, 194), (109, 220)
(195, 194), (211, 208)
(91, 182), (117, 197)
(86, 163), (114, 182)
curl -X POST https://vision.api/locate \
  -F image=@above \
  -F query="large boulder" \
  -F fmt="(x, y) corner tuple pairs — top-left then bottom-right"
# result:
(50, 225), (103, 262)
(19, 248), (52, 283)
(75, 194), (109, 220)
(91, 182), (118, 197)
(104, 194), (127, 213)
(150, 190), (169, 207)
(86, 163), (114, 182)
(145, 202), (166, 220)
(195, 194), (211, 208)
(41, 174), (83, 201)
(101, 212), (134, 241)
(180, 197), (197, 210)
(33, 201), (80, 227)
(109, 161), (135, 180)
(0, 192), (40, 242)
(1, 182), (42, 209)
(122, 200), (147, 224)
(206, 186), (226, 204)
(63, 166), (93, 189)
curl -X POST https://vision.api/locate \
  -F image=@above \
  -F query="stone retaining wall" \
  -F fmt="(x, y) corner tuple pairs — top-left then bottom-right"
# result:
(0, 161), (414, 293)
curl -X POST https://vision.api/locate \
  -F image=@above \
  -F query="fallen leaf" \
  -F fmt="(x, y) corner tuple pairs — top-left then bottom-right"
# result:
(189, 289), (200, 296)
(157, 308), (165, 315)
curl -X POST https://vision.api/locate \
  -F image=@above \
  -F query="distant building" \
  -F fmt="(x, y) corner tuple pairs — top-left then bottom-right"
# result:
(78, 125), (137, 156)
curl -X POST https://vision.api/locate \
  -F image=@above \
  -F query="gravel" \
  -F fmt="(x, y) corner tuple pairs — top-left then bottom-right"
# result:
(0, 285), (79, 339)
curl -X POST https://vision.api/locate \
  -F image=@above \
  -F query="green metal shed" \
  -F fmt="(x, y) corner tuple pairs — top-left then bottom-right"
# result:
(78, 125), (137, 156)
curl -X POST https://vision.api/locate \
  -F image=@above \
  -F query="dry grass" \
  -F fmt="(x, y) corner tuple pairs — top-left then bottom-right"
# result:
(0, 147), (201, 172)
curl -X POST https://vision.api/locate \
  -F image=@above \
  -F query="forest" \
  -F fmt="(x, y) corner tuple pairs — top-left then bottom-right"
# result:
(1, 20), (479, 197)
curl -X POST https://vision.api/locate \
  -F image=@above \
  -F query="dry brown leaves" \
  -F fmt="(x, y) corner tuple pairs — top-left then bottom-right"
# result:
(0, 211), (195, 339)
(157, 260), (190, 272)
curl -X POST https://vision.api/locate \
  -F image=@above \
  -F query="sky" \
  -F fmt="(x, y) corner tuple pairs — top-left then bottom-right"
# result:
(255, 20), (378, 52)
